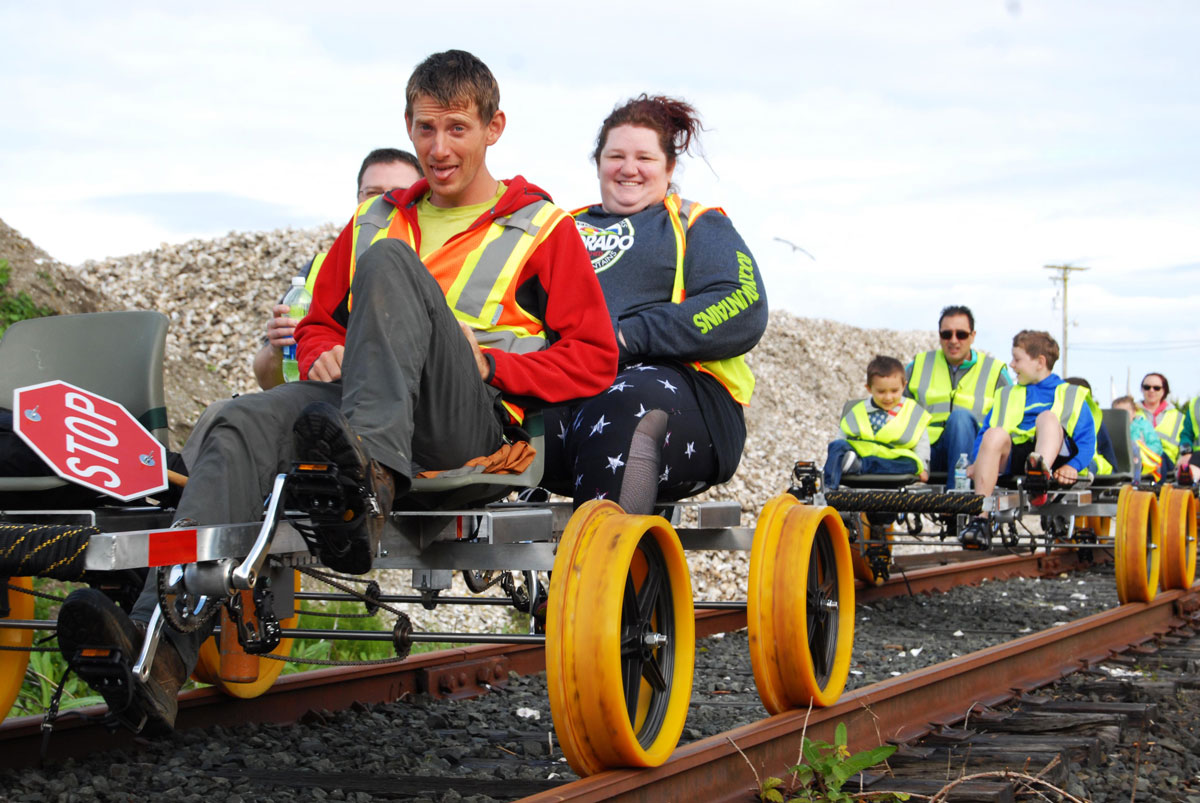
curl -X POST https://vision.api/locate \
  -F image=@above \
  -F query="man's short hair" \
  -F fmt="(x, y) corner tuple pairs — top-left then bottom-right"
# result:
(938, 304), (975, 331)
(405, 50), (499, 123)
(1064, 376), (1091, 391)
(866, 355), (906, 384)
(357, 148), (422, 191)
(1013, 330), (1059, 371)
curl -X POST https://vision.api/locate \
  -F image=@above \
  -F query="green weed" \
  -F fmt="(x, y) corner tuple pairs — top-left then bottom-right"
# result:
(757, 723), (906, 803)
(0, 258), (56, 335)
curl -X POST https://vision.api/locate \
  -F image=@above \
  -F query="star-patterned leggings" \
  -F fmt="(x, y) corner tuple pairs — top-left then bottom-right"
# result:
(542, 362), (718, 508)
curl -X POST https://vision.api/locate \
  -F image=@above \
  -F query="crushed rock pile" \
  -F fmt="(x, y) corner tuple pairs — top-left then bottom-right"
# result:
(19, 218), (938, 601)
(81, 224), (341, 439)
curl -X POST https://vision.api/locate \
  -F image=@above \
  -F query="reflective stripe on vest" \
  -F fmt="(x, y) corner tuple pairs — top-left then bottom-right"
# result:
(1188, 397), (1200, 453)
(993, 383), (1089, 463)
(1155, 408), (1184, 463)
(662, 194), (758, 406)
(344, 192), (571, 421)
(839, 397), (931, 473)
(1088, 402), (1112, 475)
(908, 349), (1003, 442)
(302, 252), (328, 297)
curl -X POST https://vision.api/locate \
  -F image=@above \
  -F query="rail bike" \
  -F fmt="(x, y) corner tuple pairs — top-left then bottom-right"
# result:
(805, 404), (1197, 605)
(0, 310), (857, 777)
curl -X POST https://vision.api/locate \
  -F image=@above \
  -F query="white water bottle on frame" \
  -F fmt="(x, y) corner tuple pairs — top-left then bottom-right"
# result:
(280, 276), (311, 383)
(953, 452), (970, 491)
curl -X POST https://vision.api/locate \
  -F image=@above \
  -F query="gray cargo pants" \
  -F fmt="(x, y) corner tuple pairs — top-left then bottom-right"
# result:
(131, 239), (505, 669)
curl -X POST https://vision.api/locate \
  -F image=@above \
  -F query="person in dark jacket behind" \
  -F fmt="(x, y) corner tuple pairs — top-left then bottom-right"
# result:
(542, 94), (768, 514)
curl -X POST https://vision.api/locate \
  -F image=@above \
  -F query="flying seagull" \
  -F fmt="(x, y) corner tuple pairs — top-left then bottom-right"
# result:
(773, 237), (816, 260)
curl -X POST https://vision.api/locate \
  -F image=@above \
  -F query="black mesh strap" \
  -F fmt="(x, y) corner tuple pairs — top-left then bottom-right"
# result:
(0, 523), (97, 580)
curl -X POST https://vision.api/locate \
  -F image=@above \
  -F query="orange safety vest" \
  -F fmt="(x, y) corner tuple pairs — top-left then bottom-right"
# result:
(347, 190), (571, 422)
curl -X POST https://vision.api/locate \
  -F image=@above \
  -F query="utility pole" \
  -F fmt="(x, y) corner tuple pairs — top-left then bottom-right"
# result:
(1044, 263), (1090, 376)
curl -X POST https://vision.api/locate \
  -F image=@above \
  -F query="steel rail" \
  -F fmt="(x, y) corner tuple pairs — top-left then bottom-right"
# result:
(0, 548), (1108, 772)
(0, 607), (748, 769)
(522, 585), (1200, 803)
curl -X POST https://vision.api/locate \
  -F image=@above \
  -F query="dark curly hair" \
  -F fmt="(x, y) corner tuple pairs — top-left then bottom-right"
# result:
(591, 94), (704, 169)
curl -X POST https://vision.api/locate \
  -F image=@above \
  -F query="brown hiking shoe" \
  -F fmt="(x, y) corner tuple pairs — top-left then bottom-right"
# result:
(56, 587), (187, 737)
(291, 402), (395, 574)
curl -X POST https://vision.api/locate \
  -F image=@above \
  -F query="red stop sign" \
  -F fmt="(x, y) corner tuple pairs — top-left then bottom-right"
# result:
(13, 380), (168, 501)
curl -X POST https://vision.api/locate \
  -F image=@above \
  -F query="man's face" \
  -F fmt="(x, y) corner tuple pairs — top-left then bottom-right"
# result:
(867, 372), (906, 411)
(1010, 346), (1044, 385)
(938, 313), (975, 364)
(406, 95), (505, 208)
(358, 161), (421, 203)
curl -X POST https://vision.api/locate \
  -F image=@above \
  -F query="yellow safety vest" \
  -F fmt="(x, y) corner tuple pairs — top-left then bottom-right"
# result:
(992, 382), (1092, 473)
(347, 192), (571, 422)
(839, 397), (932, 474)
(303, 252), (327, 297)
(1152, 407), (1184, 464)
(1087, 398), (1112, 476)
(1185, 397), (1200, 455)
(662, 195), (758, 405)
(571, 196), (759, 405)
(908, 349), (1005, 444)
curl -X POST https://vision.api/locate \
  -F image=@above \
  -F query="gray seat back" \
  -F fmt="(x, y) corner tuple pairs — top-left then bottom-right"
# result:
(0, 310), (170, 448)
(403, 413), (545, 509)
(1101, 408), (1136, 475)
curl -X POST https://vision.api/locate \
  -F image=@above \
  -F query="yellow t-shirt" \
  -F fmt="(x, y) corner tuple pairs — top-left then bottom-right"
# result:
(415, 183), (506, 259)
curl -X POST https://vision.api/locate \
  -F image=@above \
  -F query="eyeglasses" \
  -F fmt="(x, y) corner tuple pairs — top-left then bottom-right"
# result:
(1142, 384), (1163, 391)
(939, 330), (971, 341)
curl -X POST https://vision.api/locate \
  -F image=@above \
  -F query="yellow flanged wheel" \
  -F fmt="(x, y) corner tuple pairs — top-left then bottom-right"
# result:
(1115, 485), (1161, 604)
(1158, 486), (1197, 590)
(546, 500), (695, 777)
(849, 513), (893, 586)
(1075, 516), (1112, 541)
(1, 578), (34, 721)
(194, 570), (301, 698)
(749, 494), (855, 714)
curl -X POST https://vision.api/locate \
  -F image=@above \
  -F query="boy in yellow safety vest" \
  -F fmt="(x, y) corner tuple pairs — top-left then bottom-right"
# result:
(960, 330), (1096, 547)
(823, 355), (931, 489)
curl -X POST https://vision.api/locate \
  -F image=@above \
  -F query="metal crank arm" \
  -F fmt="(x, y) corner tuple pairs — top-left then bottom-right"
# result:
(230, 473), (289, 593)
(131, 603), (165, 683)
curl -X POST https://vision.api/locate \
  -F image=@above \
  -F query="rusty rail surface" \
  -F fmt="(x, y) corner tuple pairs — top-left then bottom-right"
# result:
(862, 547), (1108, 601)
(524, 585), (1200, 803)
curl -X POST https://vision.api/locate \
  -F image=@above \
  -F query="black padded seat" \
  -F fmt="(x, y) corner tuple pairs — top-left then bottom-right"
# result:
(837, 473), (920, 489)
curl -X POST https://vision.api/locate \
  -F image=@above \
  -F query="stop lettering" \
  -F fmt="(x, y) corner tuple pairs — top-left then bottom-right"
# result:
(13, 380), (167, 501)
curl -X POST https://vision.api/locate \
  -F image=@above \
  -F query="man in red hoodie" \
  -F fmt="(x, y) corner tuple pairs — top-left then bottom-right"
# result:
(54, 49), (618, 737)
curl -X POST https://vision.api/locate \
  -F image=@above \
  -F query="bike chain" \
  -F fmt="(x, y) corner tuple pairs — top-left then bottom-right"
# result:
(5, 582), (67, 603)
(155, 566), (221, 634)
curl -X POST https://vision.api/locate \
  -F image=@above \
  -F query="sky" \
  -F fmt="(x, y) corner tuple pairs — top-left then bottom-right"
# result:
(2, 1), (1198, 404)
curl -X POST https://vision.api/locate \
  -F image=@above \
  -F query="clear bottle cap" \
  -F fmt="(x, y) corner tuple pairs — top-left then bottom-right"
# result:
(291, 276), (306, 286)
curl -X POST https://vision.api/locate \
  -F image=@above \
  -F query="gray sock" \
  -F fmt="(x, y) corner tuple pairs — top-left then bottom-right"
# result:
(618, 410), (669, 514)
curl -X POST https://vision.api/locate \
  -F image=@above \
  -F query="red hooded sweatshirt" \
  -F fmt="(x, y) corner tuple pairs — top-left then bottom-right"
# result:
(294, 176), (617, 408)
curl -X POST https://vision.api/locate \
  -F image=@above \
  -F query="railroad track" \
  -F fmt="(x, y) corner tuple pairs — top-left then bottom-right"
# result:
(532, 584), (1200, 802)
(0, 548), (1105, 774)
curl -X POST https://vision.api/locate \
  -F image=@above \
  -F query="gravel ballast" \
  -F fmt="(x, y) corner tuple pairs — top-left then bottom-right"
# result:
(6, 565), (1199, 802)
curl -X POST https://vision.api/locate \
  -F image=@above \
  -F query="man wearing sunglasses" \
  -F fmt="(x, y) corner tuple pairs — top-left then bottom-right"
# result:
(906, 305), (1011, 482)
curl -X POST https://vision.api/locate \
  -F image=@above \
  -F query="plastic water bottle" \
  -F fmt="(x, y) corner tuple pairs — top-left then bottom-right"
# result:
(953, 453), (970, 491)
(280, 276), (311, 383)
